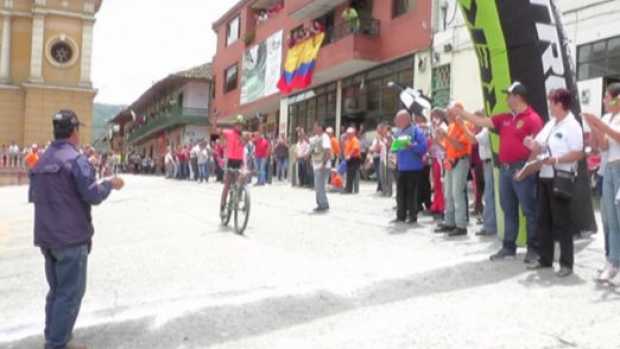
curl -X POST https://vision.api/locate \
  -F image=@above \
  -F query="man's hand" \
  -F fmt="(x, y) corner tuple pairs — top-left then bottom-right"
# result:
(542, 157), (557, 166)
(109, 177), (125, 190)
(582, 112), (598, 120)
(523, 136), (537, 150)
(582, 112), (602, 130)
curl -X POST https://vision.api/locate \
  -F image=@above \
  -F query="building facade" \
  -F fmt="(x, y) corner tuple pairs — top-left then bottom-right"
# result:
(563, 0), (620, 117)
(429, 0), (620, 116)
(212, 0), (432, 138)
(0, 0), (102, 148)
(109, 63), (213, 168)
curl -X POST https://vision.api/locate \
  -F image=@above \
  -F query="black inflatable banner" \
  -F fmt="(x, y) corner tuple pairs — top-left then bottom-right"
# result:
(458, 0), (597, 242)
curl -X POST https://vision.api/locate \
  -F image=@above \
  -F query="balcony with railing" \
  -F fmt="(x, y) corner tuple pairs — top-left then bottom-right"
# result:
(313, 17), (382, 85)
(127, 107), (210, 145)
(287, 0), (349, 21)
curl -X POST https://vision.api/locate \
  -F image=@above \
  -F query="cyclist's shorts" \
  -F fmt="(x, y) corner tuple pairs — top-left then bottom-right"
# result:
(227, 159), (243, 169)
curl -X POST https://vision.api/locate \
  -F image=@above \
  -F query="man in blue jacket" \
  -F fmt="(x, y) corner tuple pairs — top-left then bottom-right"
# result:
(391, 110), (428, 224)
(29, 110), (124, 349)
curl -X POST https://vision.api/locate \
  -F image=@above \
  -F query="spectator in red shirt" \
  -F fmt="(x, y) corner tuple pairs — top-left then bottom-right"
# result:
(175, 147), (183, 179)
(253, 132), (270, 186)
(176, 146), (190, 179)
(453, 82), (544, 263)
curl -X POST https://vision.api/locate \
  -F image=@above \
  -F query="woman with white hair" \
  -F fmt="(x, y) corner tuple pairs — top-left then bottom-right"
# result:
(391, 110), (428, 224)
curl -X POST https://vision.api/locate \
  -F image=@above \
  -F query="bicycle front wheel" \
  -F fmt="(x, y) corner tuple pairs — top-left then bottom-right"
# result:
(234, 186), (251, 235)
(221, 189), (234, 226)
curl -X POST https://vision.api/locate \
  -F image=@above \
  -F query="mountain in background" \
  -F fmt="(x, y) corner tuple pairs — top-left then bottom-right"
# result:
(91, 103), (124, 145)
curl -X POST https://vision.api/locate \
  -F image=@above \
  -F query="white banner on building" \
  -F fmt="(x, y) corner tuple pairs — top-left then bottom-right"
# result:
(240, 30), (283, 105)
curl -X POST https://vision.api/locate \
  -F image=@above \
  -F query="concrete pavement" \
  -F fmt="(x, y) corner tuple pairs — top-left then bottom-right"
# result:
(0, 175), (618, 349)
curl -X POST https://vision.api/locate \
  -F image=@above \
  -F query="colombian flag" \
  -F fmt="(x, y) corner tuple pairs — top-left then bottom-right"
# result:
(277, 33), (325, 94)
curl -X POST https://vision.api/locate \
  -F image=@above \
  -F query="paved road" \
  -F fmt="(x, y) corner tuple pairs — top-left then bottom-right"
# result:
(0, 176), (618, 349)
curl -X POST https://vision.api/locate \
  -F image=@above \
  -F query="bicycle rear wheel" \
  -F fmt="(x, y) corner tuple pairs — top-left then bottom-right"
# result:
(221, 189), (234, 226)
(234, 186), (251, 235)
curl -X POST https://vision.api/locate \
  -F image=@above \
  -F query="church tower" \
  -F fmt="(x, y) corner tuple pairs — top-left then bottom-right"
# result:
(0, 0), (102, 147)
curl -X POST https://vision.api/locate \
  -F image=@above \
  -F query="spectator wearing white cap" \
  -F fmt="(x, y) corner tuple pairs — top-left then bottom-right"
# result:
(326, 127), (340, 168)
(25, 144), (40, 169)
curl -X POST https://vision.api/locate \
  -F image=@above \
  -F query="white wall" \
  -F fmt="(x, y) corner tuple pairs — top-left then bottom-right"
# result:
(430, 0), (483, 111)
(183, 125), (210, 144)
(182, 81), (211, 110)
(561, 0), (620, 62)
(413, 49), (432, 96)
(428, 0), (620, 111)
(279, 98), (288, 138)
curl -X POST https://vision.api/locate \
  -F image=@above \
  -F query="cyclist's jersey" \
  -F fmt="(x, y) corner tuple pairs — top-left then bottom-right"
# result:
(222, 129), (244, 161)
(227, 159), (243, 169)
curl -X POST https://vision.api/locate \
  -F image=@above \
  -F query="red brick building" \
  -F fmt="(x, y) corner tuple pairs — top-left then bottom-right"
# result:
(212, 0), (431, 138)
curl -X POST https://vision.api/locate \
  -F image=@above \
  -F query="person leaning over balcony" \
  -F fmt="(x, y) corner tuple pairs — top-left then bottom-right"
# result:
(342, 4), (360, 33)
(309, 20), (325, 37)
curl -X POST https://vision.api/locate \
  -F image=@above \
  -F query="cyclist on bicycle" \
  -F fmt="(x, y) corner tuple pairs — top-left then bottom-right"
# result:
(212, 115), (247, 215)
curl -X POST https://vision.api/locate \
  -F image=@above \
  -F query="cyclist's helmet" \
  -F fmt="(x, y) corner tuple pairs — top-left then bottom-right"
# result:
(234, 114), (246, 126)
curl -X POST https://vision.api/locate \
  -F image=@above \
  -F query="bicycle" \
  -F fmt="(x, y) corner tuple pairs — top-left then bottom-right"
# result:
(220, 168), (251, 235)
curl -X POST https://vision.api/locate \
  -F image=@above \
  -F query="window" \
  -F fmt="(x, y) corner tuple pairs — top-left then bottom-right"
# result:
(50, 41), (73, 64)
(224, 64), (238, 93)
(288, 83), (338, 135)
(226, 16), (240, 46)
(287, 57), (415, 132)
(45, 36), (80, 68)
(381, 75), (398, 116)
(392, 0), (414, 18)
(315, 11), (335, 45)
(432, 65), (451, 108)
(577, 35), (620, 81)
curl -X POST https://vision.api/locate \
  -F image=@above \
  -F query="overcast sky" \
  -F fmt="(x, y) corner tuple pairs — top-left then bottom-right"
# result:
(92, 0), (233, 106)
